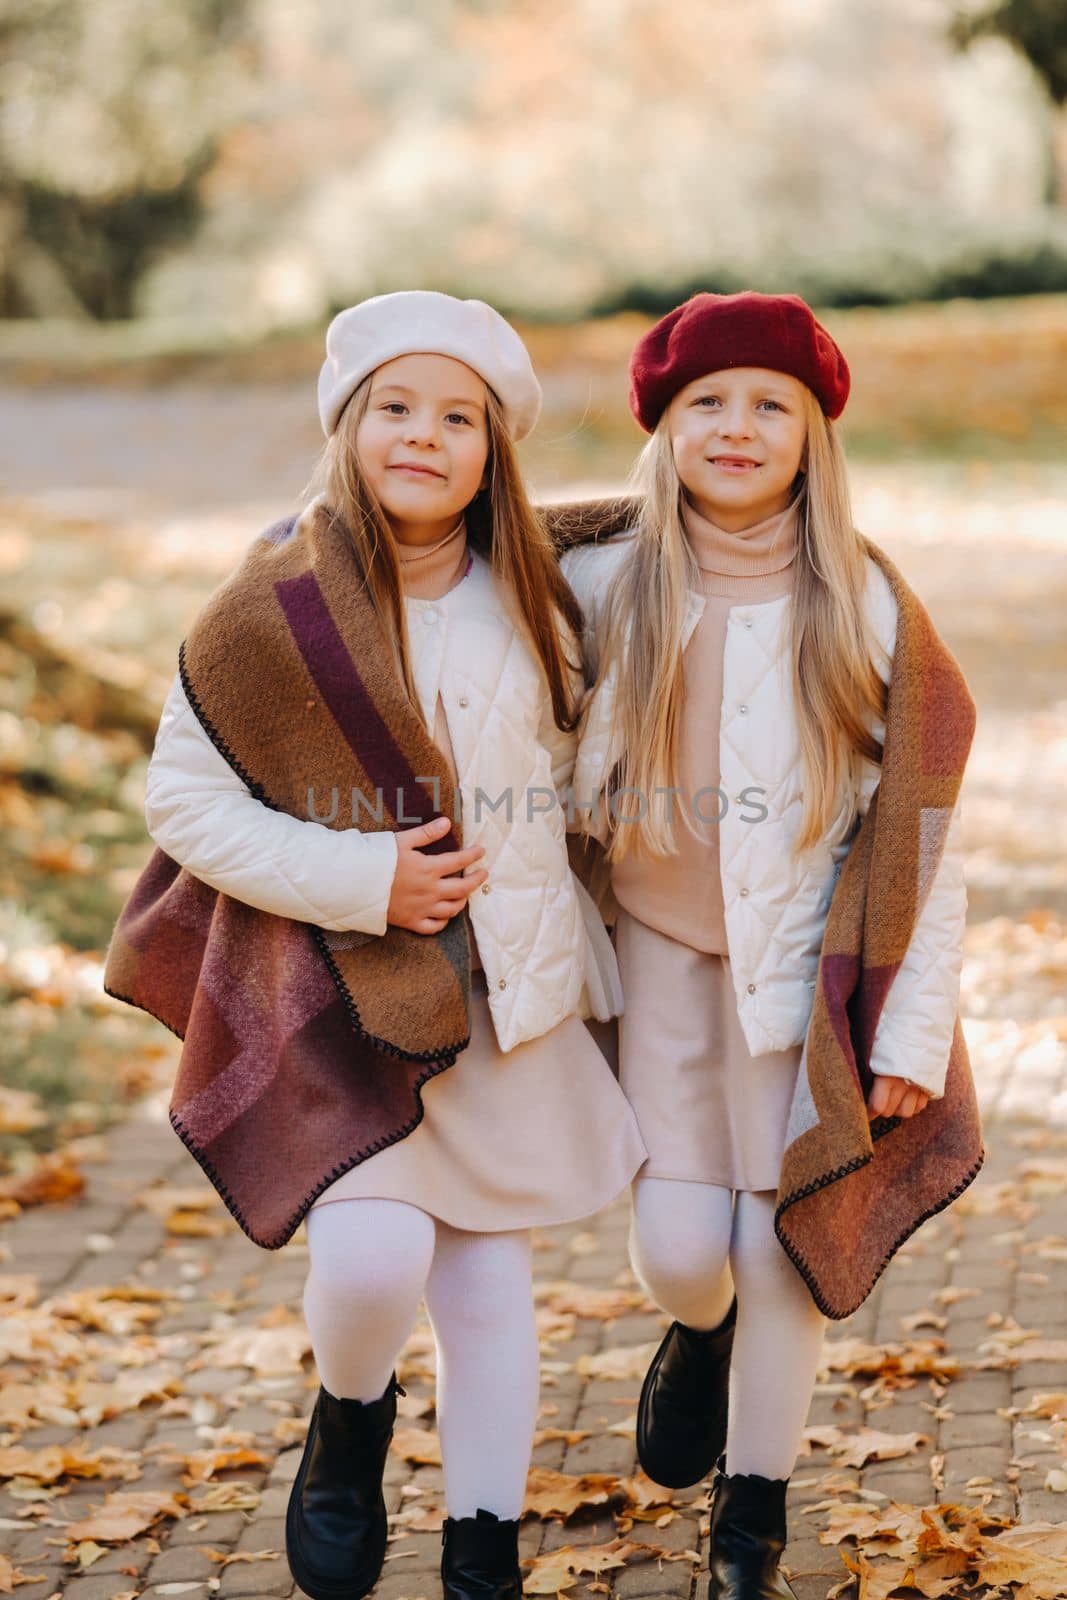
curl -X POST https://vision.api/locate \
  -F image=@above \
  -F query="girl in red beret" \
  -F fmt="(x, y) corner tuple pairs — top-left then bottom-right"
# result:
(562, 291), (970, 1600)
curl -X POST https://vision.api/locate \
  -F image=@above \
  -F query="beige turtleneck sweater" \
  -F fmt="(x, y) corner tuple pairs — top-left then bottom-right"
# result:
(611, 494), (801, 954)
(395, 518), (483, 971)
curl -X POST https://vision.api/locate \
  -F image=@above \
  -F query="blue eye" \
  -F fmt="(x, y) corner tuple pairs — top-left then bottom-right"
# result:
(695, 396), (721, 407)
(382, 402), (407, 414)
(759, 400), (784, 412)
(446, 412), (474, 426)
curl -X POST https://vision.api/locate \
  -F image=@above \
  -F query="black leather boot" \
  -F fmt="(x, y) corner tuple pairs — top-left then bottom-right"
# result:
(284, 1374), (400, 1600)
(708, 1457), (797, 1600)
(441, 1507), (523, 1600)
(636, 1296), (737, 1488)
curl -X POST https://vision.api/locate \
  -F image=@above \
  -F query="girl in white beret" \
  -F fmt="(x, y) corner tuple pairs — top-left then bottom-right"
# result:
(560, 291), (976, 1600)
(130, 291), (646, 1600)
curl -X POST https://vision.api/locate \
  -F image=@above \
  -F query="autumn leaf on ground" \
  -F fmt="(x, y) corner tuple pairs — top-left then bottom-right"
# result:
(0, 1444), (140, 1484)
(532, 1428), (591, 1447)
(1025, 1393), (1067, 1420)
(536, 1309), (578, 1351)
(818, 1338), (959, 1386)
(898, 1311), (947, 1334)
(818, 1500), (930, 1555)
(193, 1321), (310, 1375)
(64, 1488), (186, 1544)
(839, 1548), (969, 1600)
(976, 1521), (1067, 1598)
(0, 1152), (84, 1208)
(173, 1446), (273, 1484)
(576, 1343), (658, 1381)
(615, 1472), (674, 1512)
(523, 1468), (619, 1519)
(522, 1539), (639, 1594)
(48, 1284), (168, 1335)
(803, 1426), (929, 1470)
(0, 1550), (46, 1592)
(185, 1482), (260, 1513)
(534, 1282), (649, 1320)
(70, 1366), (184, 1427)
(199, 1546), (281, 1568)
(390, 1427), (442, 1467)
(136, 1184), (224, 1219)
(273, 1417), (308, 1447)
(391, 1499), (446, 1532)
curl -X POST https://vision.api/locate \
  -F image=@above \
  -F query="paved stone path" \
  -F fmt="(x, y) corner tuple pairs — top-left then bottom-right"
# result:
(2, 1014), (1066, 1600)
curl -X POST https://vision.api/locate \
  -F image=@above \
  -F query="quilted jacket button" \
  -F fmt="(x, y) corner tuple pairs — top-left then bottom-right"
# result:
(747, 983), (757, 995)
(498, 978), (507, 990)
(481, 883), (490, 894)
(739, 887), (749, 897)
(458, 696), (469, 708)
(739, 703), (748, 714)
(423, 610), (438, 625)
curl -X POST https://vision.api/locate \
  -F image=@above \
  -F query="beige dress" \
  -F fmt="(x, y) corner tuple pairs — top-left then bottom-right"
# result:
(311, 524), (647, 1229)
(612, 496), (804, 1192)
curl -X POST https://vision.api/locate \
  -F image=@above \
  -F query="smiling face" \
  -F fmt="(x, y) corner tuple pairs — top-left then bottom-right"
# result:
(355, 351), (491, 545)
(666, 366), (809, 532)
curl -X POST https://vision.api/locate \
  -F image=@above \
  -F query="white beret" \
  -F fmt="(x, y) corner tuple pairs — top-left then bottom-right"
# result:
(317, 290), (542, 441)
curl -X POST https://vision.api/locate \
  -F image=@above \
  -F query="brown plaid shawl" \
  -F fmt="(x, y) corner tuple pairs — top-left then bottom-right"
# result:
(775, 541), (982, 1318)
(553, 498), (984, 1317)
(104, 508), (474, 1249)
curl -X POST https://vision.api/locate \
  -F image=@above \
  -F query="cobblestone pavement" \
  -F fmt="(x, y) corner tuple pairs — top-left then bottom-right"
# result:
(2, 1017), (1066, 1600)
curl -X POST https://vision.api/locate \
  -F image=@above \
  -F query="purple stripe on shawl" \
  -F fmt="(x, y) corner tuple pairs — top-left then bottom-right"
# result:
(852, 961), (901, 1068)
(274, 569), (458, 852)
(819, 953), (863, 1087)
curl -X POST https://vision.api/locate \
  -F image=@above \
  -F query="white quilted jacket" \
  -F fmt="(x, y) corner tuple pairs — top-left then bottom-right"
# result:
(561, 535), (966, 1098)
(144, 549), (622, 1053)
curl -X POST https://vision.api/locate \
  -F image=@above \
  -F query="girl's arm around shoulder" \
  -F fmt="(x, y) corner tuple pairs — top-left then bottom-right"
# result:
(559, 530), (637, 672)
(144, 672), (398, 935)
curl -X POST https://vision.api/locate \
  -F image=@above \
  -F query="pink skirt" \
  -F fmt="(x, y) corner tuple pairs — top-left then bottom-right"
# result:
(614, 910), (802, 1192)
(310, 970), (647, 1230)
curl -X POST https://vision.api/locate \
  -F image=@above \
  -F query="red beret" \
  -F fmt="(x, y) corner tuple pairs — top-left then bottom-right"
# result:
(628, 290), (851, 431)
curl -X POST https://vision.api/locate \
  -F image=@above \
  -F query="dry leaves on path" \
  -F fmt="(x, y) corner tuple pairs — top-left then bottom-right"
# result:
(192, 1318), (311, 1376)
(0, 1152), (85, 1209)
(64, 1487), (186, 1544)
(576, 1342), (658, 1381)
(534, 1282), (650, 1320)
(828, 1501), (1067, 1600)
(523, 1537), (696, 1595)
(803, 1426), (929, 1470)
(390, 1427), (442, 1467)
(819, 1338), (961, 1387)
(0, 1443), (141, 1484)
(523, 1468), (620, 1519)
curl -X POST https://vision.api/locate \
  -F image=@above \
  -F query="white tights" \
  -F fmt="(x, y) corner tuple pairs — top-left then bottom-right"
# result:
(630, 1176), (826, 1480)
(302, 1198), (539, 1520)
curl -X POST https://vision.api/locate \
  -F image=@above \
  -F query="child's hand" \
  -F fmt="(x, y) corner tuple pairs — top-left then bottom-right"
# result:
(867, 1075), (931, 1121)
(387, 816), (488, 935)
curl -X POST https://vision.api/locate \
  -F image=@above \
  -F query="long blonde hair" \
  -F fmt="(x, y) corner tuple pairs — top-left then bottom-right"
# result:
(304, 377), (584, 732)
(600, 386), (887, 861)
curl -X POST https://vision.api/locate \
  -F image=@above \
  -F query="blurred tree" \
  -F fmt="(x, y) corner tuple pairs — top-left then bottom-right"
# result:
(952, 1), (1067, 102)
(0, 0), (254, 317)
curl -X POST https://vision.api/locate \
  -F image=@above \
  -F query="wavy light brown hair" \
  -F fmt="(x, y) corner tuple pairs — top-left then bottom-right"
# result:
(303, 376), (584, 732)
(599, 385), (888, 861)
